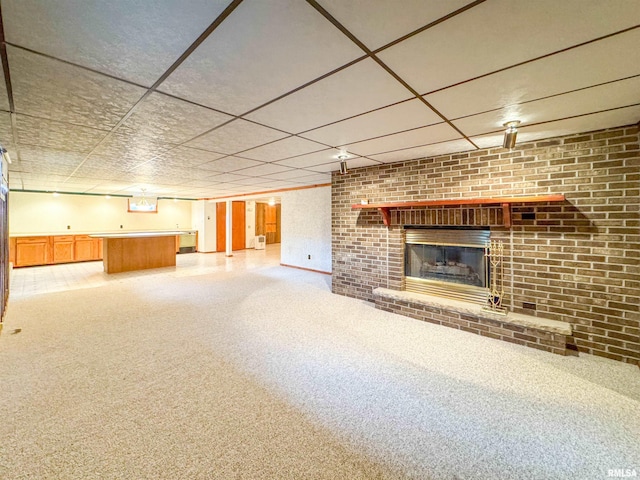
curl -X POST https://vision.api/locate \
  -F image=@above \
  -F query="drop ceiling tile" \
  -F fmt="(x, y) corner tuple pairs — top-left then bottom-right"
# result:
(118, 92), (232, 144)
(0, 112), (16, 156)
(156, 146), (226, 168)
(159, 0), (363, 114)
(369, 138), (475, 163)
(293, 172), (332, 184)
(301, 98), (442, 147)
(274, 149), (343, 168)
(346, 122), (461, 156)
(232, 163), (293, 177)
(263, 168), (324, 181)
(197, 156), (264, 173)
(453, 76), (640, 137)
(317, 0), (471, 50)
(470, 105), (640, 149)
(378, 0), (640, 93)
(2, 0), (231, 86)
(207, 173), (256, 184)
(0, 70), (9, 111)
(308, 157), (382, 173)
(87, 131), (174, 171)
(186, 119), (289, 154)
(227, 176), (275, 186)
(241, 136), (326, 162)
(426, 28), (640, 120)
(71, 165), (126, 181)
(17, 159), (76, 176)
(16, 115), (106, 153)
(9, 46), (146, 130)
(246, 58), (412, 133)
(19, 146), (86, 173)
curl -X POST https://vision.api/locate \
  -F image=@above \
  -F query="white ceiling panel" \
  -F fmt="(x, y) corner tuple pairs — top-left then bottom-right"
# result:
(308, 157), (382, 173)
(301, 98), (442, 147)
(471, 105), (640, 149)
(0, 112), (16, 157)
(262, 169), (322, 181)
(159, 0), (363, 115)
(274, 149), (343, 169)
(240, 136), (327, 162)
(0, 70), (9, 111)
(197, 156), (264, 173)
(453, 76), (640, 137)
(9, 46), (146, 130)
(118, 92), (232, 145)
(346, 122), (461, 157)
(232, 163), (293, 177)
(15, 115), (106, 153)
(426, 28), (640, 120)
(83, 131), (174, 173)
(207, 173), (256, 184)
(369, 139), (476, 163)
(379, 0), (640, 94)
(317, 0), (471, 50)
(2, 0), (232, 87)
(156, 146), (226, 168)
(246, 58), (412, 133)
(186, 119), (289, 155)
(291, 173), (332, 184)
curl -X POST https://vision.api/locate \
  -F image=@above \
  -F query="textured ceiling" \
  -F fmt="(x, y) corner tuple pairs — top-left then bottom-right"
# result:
(1, 0), (639, 199)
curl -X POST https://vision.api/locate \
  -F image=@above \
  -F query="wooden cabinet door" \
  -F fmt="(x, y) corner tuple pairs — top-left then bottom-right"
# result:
(92, 238), (103, 260)
(74, 236), (94, 262)
(53, 236), (74, 264)
(15, 237), (49, 267)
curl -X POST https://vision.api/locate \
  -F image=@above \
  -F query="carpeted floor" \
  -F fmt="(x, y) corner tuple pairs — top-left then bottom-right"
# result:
(1, 248), (639, 479)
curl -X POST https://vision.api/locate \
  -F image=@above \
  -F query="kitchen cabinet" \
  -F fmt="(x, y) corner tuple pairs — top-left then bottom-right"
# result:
(11, 234), (104, 267)
(52, 236), (74, 264)
(15, 236), (49, 267)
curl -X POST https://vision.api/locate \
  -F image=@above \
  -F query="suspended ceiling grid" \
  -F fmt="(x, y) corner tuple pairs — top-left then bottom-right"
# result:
(1, 0), (639, 199)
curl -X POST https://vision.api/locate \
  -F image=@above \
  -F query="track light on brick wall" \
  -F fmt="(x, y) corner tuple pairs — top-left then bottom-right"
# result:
(502, 121), (520, 149)
(338, 154), (348, 174)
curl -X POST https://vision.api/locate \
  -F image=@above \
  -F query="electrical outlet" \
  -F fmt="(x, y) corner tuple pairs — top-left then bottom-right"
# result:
(308, 254), (311, 260)
(67, 225), (70, 229)
(120, 225), (123, 229)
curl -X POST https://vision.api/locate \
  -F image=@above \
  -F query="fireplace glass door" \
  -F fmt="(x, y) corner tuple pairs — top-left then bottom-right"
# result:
(404, 228), (490, 304)
(405, 244), (486, 287)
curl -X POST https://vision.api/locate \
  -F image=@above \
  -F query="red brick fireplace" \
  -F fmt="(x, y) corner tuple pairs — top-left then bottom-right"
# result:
(332, 125), (639, 365)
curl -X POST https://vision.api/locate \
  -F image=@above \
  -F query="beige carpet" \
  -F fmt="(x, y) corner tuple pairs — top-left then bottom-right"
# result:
(1, 254), (639, 479)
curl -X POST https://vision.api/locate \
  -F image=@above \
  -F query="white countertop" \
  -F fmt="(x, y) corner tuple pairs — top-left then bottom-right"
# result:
(89, 230), (196, 239)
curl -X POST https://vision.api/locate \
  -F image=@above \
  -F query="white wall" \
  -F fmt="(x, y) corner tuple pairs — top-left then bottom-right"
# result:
(280, 186), (331, 273)
(10, 191), (193, 235)
(245, 200), (256, 248)
(191, 200), (217, 252)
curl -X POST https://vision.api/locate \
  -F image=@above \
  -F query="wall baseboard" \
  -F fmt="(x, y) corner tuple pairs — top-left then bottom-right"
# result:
(280, 263), (331, 275)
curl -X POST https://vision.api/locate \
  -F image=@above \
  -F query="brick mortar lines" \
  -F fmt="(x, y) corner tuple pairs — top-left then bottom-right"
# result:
(332, 124), (640, 365)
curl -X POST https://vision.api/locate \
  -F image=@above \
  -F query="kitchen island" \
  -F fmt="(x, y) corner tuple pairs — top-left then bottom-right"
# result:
(90, 231), (193, 274)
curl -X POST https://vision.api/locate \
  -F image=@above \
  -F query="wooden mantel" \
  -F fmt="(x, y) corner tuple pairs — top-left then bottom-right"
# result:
(351, 194), (566, 227)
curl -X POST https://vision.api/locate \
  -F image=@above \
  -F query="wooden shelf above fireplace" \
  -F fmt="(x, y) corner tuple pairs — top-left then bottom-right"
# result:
(351, 194), (566, 227)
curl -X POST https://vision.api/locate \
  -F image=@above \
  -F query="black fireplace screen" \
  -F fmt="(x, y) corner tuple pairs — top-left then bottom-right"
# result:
(405, 243), (487, 288)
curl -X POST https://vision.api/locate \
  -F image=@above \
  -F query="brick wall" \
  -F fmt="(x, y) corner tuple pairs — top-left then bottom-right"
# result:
(332, 124), (639, 365)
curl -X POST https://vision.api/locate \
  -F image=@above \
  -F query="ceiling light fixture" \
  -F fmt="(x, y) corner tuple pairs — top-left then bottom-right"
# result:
(502, 121), (521, 149)
(338, 154), (349, 175)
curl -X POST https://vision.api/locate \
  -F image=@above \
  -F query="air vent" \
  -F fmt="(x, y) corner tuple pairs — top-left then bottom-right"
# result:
(522, 213), (536, 220)
(523, 302), (537, 310)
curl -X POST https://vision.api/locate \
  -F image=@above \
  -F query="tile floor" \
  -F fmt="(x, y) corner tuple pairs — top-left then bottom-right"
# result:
(10, 244), (282, 299)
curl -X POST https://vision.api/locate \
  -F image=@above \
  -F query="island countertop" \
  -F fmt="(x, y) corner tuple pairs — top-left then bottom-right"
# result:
(89, 230), (196, 239)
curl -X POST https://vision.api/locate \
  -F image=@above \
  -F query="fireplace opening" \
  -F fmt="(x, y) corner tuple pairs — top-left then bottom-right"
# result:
(404, 228), (490, 304)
